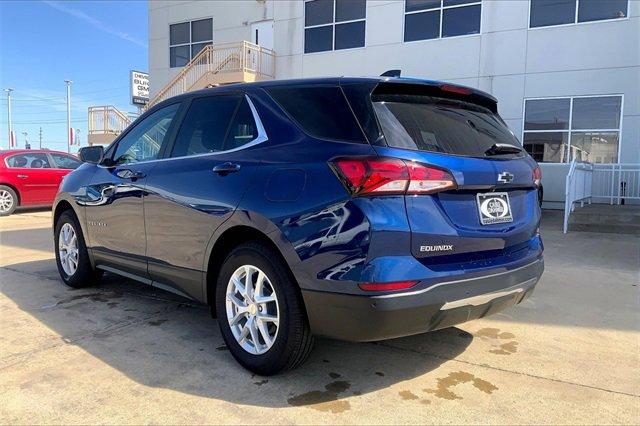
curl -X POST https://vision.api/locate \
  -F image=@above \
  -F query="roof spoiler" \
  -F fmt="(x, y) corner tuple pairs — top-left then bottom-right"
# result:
(380, 69), (401, 77)
(371, 81), (498, 113)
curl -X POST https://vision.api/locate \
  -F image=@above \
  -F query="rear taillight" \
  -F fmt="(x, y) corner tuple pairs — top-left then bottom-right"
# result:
(533, 166), (542, 187)
(330, 157), (457, 196)
(358, 280), (419, 292)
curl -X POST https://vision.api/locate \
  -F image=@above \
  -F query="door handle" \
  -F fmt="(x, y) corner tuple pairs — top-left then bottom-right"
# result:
(116, 169), (146, 180)
(17, 174), (28, 179)
(213, 162), (241, 175)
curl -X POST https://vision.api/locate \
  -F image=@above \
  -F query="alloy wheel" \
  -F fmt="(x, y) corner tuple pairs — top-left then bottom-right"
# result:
(225, 264), (280, 355)
(58, 223), (79, 276)
(0, 190), (13, 213)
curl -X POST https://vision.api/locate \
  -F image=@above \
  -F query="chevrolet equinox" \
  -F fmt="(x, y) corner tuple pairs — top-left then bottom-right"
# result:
(53, 77), (544, 375)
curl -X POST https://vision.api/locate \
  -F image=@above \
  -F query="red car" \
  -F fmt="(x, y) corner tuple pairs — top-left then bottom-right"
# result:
(0, 149), (82, 216)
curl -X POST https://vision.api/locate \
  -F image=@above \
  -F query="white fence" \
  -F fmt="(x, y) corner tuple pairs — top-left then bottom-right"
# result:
(563, 161), (640, 233)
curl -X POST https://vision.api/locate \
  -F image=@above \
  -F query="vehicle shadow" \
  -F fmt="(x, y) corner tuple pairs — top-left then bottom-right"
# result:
(10, 207), (52, 215)
(0, 228), (53, 253)
(2, 258), (473, 409)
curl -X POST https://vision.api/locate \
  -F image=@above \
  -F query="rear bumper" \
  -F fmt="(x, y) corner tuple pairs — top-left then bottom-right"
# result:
(302, 258), (543, 342)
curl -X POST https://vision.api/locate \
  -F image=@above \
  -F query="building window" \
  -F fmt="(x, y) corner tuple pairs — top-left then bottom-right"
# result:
(523, 95), (622, 163)
(404, 0), (481, 42)
(304, 0), (366, 53)
(169, 18), (213, 68)
(529, 0), (628, 28)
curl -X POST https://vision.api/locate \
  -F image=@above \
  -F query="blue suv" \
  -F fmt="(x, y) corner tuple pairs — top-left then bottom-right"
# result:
(53, 77), (543, 375)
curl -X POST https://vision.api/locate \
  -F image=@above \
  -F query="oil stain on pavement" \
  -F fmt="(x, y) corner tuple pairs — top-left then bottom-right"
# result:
(476, 327), (519, 355)
(287, 380), (352, 413)
(424, 371), (498, 400)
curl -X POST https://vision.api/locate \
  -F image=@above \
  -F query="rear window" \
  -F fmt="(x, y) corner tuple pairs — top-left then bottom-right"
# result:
(268, 86), (365, 143)
(373, 94), (523, 158)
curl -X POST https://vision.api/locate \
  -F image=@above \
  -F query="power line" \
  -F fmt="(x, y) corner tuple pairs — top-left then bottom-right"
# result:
(8, 119), (89, 124)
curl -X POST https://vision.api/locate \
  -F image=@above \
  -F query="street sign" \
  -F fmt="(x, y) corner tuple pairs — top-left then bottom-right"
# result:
(130, 70), (149, 106)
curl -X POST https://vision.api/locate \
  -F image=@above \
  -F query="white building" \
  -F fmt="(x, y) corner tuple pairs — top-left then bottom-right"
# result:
(148, 0), (639, 207)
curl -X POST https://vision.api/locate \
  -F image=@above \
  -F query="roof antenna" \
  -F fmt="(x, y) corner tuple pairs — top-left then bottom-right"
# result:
(380, 69), (401, 77)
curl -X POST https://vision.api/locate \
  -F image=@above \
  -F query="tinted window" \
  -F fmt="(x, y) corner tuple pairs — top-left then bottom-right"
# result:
(442, 4), (481, 37)
(571, 96), (622, 130)
(406, 0), (440, 12)
(373, 95), (522, 157)
(524, 98), (570, 131)
(305, 26), (333, 53)
(225, 98), (259, 150)
(6, 153), (51, 168)
(336, 0), (366, 21)
(335, 21), (366, 50)
(191, 18), (213, 42)
(578, 0), (627, 22)
(530, 0), (576, 27)
(443, 0), (478, 5)
(305, 0), (334, 26)
(113, 103), (179, 165)
(523, 96), (622, 163)
(304, 0), (365, 53)
(570, 131), (619, 163)
(169, 22), (189, 45)
(171, 95), (241, 157)
(169, 19), (213, 68)
(170, 45), (190, 68)
(269, 86), (365, 142)
(523, 132), (568, 163)
(404, 0), (480, 41)
(405, 11), (440, 41)
(50, 153), (82, 169)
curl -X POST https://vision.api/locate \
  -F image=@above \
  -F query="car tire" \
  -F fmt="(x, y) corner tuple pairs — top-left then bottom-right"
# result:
(216, 241), (314, 375)
(54, 210), (103, 288)
(0, 185), (18, 216)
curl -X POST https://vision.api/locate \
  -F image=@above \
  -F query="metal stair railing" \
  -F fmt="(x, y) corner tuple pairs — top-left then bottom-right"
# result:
(147, 41), (275, 109)
(563, 159), (593, 233)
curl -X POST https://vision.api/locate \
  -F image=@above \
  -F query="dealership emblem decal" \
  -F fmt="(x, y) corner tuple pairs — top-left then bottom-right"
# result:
(477, 192), (513, 225)
(497, 172), (514, 184)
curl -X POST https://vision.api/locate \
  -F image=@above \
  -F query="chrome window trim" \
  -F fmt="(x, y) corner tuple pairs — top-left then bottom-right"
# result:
(100, 95), (267, 167)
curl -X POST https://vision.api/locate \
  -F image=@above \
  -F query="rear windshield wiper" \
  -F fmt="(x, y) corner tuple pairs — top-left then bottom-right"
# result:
(484, 143), (523, 156)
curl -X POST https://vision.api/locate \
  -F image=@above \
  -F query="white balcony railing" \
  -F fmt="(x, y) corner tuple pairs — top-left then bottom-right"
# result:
(88, 106), (132, 136)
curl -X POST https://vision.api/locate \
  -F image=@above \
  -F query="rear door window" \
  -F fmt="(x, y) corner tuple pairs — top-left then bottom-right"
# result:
(6, 153), (52, 168)
(268, 86), (365, 143)
(171, 95), (243, 157)
(373, 94), (523, 158)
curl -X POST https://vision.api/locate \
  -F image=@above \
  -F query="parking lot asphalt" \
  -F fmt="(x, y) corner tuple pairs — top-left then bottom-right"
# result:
(0, 209), (638, 424)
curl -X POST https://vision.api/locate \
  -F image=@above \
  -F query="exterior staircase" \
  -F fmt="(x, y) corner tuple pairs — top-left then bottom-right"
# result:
(147, 41), (275, 109)
(87, 106), (132, 146)
(86, 41), (275, 145)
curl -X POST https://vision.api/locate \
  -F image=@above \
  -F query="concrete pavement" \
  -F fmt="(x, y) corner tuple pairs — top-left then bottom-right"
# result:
(0, 209), (638, 424)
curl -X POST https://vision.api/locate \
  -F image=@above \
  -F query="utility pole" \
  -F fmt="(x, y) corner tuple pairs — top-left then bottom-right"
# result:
(39, 127), (43, 149)
(4, 88), (13, 148)
(64, 80), (72, 154)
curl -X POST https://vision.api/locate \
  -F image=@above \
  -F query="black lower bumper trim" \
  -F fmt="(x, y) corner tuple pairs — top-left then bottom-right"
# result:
(302, 258), (543, 342)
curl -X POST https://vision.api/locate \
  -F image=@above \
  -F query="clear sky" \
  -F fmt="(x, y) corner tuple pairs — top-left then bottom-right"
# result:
(0, 0), (148, 151)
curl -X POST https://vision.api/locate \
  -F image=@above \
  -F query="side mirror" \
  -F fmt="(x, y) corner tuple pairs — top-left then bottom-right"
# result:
(78, 146), (104, 164)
